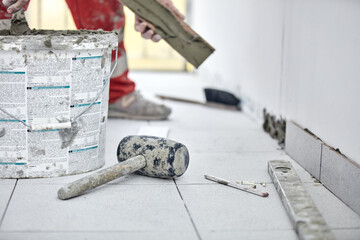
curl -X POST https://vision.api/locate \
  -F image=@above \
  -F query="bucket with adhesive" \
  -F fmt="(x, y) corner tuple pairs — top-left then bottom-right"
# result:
(0, 30), (118, 178)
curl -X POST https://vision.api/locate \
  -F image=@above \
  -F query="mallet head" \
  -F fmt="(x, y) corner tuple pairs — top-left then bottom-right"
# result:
(117, 135), (189, 178)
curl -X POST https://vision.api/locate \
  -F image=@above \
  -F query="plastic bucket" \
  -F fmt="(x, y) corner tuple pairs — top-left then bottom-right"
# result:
(0, 30), (118, 178)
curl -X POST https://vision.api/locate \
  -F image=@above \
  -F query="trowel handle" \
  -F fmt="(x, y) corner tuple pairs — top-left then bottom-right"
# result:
(57, 155), (146, 200)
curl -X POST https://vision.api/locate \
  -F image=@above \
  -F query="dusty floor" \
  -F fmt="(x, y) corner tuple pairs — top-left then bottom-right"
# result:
(0, 72), (359, 240)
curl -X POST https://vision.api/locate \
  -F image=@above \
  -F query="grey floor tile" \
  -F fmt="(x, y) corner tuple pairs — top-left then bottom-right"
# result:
(130, 72), (205, 103)
(332, 229), (360, 240)
(0, 180), (16, 185)
(0, 231), (198, 240)
(2, 72), (358, 239)
(18, 169), (175, 186)
(169, 128), (281, 154)
(150, 103), (257, 132)
(109, 174), (176, 185)
(177, 184), (293, 234)
(2, 183), (195, 233)
(0, 180), (16, 224)
(200, 230), (298, 240)
(176, 152), (313, 185)
(304, 183), (360, 229)
(131, 71), (255, 132)
(105, 118), (149, 163)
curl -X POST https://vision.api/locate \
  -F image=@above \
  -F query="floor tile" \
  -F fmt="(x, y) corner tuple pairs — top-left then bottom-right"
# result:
(105, 119), (150, 165)
(177, 184), (294, 234)
(2, 183), (195, 233)
(332, 229), (360, 240)
(130, 72), (205, 103)
(0, 179), (16, 185)
(304, 183), (360, 229)
(150, 103), (257, 132)
(0, 180), (16, 225)
(176, 152), (313, 185)
(109, 174), (176, 185)
(200, 230), (298, 240)
(0, 231), (198, 240)
(132, 72), (253, 131)
(169, 128), (281, 154)
(1, 72), (358, 239)
(18, 173), (176, 186)
(137, 126), (169, 138)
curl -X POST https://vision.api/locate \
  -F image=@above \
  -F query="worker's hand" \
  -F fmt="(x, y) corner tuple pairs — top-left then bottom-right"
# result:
(158, 0), (185, 20)
(134, 16), (162, 42)
(134, 0), (185, 42)
(2, 0), (28, 14)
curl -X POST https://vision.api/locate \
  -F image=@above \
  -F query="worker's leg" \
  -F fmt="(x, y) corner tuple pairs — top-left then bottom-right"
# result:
(65, 0), (134, 103)
(65, 0), (171, 120)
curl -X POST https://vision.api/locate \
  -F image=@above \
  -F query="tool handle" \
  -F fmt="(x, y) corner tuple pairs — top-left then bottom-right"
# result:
(204, 175), (269, 197)
(58, 155), (146, 200)
(156, 94), (204, 105)
(156, 94), (240, 111)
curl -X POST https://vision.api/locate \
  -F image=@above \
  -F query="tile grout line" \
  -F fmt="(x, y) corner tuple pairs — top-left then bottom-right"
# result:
(319, 144), (323, 181)
(0, 179), (18, 229)
(173, 178), (202, 240)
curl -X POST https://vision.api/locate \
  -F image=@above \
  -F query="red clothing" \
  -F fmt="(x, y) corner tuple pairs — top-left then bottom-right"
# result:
(0, 0), (135, 103)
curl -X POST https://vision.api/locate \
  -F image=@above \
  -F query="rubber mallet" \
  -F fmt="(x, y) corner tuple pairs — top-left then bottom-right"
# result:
(57, 135), (189, 200)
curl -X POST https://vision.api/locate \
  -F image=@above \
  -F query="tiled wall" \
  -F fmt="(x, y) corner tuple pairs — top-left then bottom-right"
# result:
(190, 0), (360, 165)
(285, 121), (360, 215)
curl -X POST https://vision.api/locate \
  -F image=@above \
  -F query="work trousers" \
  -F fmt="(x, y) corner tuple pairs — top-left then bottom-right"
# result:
(0, 0), (135, 103)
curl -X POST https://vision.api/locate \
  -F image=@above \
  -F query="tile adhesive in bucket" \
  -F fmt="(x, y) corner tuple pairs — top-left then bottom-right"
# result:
(0, 29), (118, 178)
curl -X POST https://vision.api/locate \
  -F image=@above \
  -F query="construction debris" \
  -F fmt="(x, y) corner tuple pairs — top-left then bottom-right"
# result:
(263, 109), (286, 147)
(236, 181), (256, 189)
(313, 178), (323, 186)
(260, 182), (267, 187)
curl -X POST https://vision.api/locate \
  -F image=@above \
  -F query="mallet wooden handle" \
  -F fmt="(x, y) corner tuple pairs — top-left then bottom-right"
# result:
(58, 155), (146, 200)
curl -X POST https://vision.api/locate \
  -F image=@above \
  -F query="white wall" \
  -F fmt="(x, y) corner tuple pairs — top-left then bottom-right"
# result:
(190, 0), (360, 164)
(191, 0), (284, 117)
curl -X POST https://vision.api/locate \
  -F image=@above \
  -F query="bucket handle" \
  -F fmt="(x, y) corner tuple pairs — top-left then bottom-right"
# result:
(0, 46), (119, 131)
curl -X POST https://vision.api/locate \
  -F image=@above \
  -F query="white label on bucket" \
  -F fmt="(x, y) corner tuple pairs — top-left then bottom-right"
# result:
(0, 48), (111, 178)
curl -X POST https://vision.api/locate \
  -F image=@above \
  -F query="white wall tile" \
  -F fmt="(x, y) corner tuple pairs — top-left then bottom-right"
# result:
(285, 121), (322, 179)
(320, 145), (360, 215)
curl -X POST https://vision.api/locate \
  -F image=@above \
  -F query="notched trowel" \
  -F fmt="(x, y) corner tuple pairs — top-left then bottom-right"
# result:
(121, 0), (215, 68)
(10, 10), (31, 35)
(157, 88), (241, 111)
